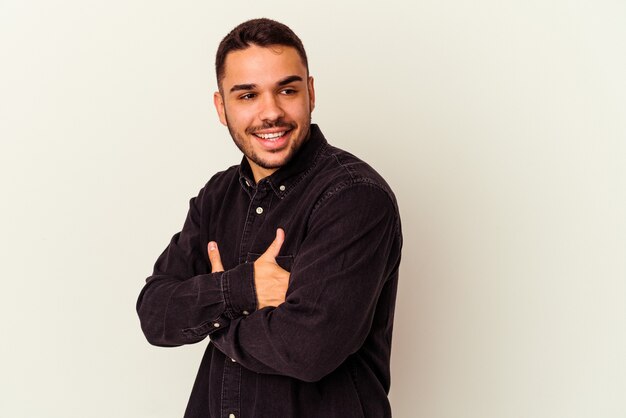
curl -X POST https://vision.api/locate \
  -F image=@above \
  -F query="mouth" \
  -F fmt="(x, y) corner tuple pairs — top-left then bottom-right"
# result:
(252, 128), (292, 141)
(251, 128), (293, 150)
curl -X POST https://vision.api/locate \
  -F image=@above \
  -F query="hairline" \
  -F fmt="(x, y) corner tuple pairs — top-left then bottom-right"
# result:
(217, 43), (309, 94)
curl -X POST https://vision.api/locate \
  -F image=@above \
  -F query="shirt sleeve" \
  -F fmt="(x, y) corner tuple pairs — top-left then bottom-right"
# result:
(136, 187), (257, 347)
(210, 183), (402, 381)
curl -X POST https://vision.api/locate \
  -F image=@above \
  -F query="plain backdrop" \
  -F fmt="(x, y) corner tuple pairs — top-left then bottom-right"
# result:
(1, 1), (625, 417)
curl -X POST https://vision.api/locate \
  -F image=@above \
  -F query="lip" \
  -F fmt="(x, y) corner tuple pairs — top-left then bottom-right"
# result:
(253, 128), (290, 135)
(252, 129), (292, 151)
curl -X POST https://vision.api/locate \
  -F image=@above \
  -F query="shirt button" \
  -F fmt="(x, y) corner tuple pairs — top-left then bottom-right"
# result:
(229, 414), (236, 418)
(242, 310), (249, 315)
(245, 180), (250, 187)
(256, 207), (263, 214)
(279, 185), (286, 191)
(231, 358), (236, 362)
(213, 323), (220, 328)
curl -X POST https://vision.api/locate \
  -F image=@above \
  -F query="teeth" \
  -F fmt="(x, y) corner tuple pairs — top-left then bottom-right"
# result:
(256, 131), (285, 140)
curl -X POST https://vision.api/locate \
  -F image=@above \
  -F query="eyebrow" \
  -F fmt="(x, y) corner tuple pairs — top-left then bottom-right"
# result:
(230, 83), (256, 93)
(229, 75), (304, 93)
(277, 75), (303, 86)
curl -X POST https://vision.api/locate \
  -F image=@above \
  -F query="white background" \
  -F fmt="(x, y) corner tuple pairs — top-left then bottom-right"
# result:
(1, 1), (625, 417)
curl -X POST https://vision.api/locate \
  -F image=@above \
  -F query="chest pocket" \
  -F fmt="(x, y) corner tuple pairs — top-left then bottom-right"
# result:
(246, 252), (295, 272)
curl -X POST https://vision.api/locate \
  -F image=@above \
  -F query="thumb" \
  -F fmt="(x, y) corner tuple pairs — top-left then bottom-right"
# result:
(262, 228), (285, 260)
(207, 241), (224, 273)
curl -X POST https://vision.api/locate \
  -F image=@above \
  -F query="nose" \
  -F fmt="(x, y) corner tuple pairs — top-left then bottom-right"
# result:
(258, 94), (285, 122)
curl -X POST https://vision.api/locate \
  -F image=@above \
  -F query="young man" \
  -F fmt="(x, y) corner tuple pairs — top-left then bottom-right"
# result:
(137, 18), (402, 418)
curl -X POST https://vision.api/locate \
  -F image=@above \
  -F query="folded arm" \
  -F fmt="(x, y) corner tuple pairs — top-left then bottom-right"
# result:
(210, 183), (402, 381)
(136, 191), (256, 347)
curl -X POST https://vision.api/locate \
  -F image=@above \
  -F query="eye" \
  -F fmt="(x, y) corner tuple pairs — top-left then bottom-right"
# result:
(239, 93), (256, 100)
(280, 88), (297, 95)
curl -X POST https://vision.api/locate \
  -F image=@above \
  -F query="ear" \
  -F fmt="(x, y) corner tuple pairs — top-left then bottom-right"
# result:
(307, 76), (316, 113)
(213, 91), (227, 126)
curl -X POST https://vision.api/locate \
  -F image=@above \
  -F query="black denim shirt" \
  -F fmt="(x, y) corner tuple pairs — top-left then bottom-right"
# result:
(137, 125), (402, 418)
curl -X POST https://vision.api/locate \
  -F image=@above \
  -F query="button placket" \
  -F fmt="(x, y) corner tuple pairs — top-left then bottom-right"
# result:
(221, 355), (241, 418)
(227, 183), (276, 417)
(238, 187), (262, 260)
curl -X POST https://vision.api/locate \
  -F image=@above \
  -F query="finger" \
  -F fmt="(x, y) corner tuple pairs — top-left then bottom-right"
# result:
(207, 241), (224, 273)
(262, 228), (285, 260)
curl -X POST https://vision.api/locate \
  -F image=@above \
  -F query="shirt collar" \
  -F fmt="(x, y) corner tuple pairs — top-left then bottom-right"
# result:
(238, 124), (328, 198)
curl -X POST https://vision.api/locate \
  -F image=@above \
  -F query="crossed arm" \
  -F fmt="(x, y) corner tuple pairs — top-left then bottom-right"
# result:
(137, 183), (400, 381)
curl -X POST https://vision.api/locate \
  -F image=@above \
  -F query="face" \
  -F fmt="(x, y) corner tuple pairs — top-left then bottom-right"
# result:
(214, 44), (315, 182)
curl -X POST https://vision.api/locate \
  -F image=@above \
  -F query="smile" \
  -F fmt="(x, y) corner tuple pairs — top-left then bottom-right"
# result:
(253, 130), (289, 141)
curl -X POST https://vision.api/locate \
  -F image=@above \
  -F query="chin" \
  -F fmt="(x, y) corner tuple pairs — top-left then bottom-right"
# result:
(257, 154), (291, 170)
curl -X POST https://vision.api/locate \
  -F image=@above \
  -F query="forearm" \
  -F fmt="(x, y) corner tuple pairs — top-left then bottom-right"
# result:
(211, 279), (387, 382)
(211, 247), (399, 381)
(137, 262), (256, 347)
(135, 182), (258, 347)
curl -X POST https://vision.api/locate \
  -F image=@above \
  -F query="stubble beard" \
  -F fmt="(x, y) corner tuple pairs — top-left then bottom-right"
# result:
(225, 112), (312, 170)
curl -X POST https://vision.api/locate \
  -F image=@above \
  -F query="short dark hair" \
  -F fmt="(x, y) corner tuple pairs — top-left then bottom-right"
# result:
(215, 18), (309, 90)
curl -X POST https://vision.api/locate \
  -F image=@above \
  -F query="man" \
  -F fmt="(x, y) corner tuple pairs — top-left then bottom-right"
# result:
(137, 18), (402, 418)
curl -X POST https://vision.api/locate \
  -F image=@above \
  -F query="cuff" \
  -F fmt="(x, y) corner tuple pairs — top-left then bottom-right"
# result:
(222, 262), (257, 319)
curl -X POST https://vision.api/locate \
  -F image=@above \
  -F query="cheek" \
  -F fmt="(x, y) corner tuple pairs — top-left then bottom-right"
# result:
(225, 105), (253, 127)
(288, 100), (311, 119)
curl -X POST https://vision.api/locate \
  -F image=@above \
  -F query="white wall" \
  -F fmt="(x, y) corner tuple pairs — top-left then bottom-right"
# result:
(1, 1), (624, 417)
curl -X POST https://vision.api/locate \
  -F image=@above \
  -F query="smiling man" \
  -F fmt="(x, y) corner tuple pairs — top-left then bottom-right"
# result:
(137, 18), (402, 418)
(214, 44), (314, 181)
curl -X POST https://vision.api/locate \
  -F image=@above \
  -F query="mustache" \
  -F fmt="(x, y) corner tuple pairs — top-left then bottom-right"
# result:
(247, 121), (295, 134)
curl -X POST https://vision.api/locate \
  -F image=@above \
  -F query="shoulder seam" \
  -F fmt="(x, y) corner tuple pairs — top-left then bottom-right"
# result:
(311, 180), (402, 239)
(330, 151), (357, 180)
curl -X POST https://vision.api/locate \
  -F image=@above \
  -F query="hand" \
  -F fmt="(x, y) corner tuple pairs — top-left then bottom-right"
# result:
(253, 228), (290, 309)
(207, 229), (290, 309)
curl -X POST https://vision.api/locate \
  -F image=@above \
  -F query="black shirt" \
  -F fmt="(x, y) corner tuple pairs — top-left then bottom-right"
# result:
(137, 124), (403, 418)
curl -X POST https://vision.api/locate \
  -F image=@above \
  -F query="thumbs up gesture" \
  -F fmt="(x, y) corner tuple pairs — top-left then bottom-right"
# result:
(207, 228), (290, 310)
(253, 228), (290, 309)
